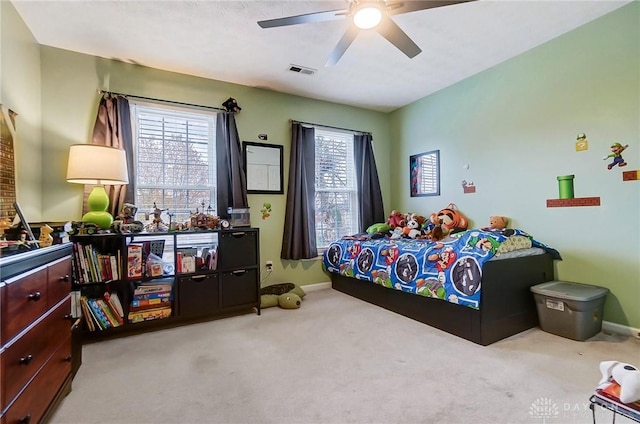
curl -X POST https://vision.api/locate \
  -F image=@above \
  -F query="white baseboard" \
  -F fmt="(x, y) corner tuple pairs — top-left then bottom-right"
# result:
(602, 320), (640, 339)
(302, 282), (331, 292)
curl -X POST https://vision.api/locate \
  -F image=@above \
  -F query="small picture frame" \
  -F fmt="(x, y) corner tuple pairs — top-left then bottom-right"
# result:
(13, 201), (38, 244)
(410, 150), (440, 197)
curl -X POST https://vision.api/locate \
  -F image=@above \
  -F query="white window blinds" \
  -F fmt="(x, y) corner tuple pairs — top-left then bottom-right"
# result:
(130, 102), (217, 223)
(314, 128), (359, 248)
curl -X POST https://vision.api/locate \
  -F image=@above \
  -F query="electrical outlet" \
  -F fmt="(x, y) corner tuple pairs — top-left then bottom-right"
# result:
(265, 260), (273, 271)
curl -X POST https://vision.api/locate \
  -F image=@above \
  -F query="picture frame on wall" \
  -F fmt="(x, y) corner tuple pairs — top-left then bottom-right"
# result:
(410, 150), (440, 197)
(242, 141), (284, 194)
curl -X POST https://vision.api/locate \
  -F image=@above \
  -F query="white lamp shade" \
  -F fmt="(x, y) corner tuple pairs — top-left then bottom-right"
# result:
(66, 144), (129, 185)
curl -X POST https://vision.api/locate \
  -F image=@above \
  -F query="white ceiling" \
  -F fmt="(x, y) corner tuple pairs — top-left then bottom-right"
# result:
(11, 0), (631, 112)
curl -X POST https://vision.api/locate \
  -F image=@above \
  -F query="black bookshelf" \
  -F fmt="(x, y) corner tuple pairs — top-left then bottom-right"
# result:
(70, 228), (260, 341)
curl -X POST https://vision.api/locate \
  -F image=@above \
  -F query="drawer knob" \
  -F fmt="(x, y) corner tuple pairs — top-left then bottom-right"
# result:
(18, 414), (32, 424)
(27, 292), (42, 301)
(19, 354), (34, 365)
(59, 274), (70, 281)
(64, 355), (73, 362)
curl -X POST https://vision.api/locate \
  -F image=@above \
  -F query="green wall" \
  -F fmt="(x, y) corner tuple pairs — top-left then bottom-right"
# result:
(36, 48), (391, 288)
(390, 3), (640, 328)
(0, 0), (42, 221)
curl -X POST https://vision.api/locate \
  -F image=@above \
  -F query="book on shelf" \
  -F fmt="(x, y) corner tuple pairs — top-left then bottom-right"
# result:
(72, 242), (120, 284)
(79, 296), (96, 331)
(106, 291), (124, 318)
(127, 244), (143, 278)
(128, 306), (172, 323)
(88, 298), (113, 329)
(202, 247), (218, 270)
(131, 297), (171, 309)
(102, 292), (124, 325)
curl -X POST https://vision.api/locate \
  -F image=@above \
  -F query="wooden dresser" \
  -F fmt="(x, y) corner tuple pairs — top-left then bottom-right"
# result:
(0, 244), (76, 424)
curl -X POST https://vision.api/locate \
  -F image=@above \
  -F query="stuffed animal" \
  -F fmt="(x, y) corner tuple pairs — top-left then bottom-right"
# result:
(598, 361), (640, 403)
(260, 282), (306, 309)
(482, 216), (509, 231)
(387, 210), (407, 230)
(423, 224), (444, 241)
(402, 217), (423, 239)
(429, 203), (468, 235)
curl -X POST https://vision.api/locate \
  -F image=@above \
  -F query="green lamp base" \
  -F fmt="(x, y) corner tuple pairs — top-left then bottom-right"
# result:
(83, 185), (114, 229)
(82, 211), (113, 230)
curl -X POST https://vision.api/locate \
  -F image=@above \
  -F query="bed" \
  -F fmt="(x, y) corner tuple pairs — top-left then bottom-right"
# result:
(323, 228), (561, 346)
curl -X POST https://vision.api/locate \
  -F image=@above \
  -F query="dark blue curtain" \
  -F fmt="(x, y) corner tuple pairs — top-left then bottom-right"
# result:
(216, 112), (248, 215)
(281, 123), (317, 260)
(354, 133), (385, 231)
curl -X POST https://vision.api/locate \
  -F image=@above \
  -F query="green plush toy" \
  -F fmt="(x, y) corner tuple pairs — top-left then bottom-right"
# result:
(260, 282), (306, 309)
(278, 293), (301, 309)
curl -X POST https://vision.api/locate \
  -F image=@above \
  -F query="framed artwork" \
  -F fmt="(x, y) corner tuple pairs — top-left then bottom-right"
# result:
(13, 201), (37, 243)
(410, 150), (440, 197)
(243, 141), (284, 194)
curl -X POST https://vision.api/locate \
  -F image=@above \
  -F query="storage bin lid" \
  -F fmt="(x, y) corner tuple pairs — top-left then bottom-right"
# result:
(531, 281), (609, 301)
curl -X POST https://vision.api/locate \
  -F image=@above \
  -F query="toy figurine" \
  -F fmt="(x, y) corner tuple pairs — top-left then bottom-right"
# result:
(603, 142), (629, 170)
(145, 202), (169, 232)
(38, 224), (54, 247)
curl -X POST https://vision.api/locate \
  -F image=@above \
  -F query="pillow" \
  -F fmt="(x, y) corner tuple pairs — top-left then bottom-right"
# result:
(497, 235), (532, 254)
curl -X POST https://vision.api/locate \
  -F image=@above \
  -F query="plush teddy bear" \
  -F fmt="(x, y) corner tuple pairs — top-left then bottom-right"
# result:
(483, 216), (509, 230)
(429, 203), (468, 235)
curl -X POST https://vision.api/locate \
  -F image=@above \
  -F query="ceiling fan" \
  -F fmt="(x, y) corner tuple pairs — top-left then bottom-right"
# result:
(258, 0), (475, 66)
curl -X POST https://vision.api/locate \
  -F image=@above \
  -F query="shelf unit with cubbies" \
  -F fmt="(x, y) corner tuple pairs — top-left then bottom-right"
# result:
(70, 228), (260, 341)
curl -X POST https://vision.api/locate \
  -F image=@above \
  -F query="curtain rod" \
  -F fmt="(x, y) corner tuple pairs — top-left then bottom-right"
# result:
(98, 90), (226, 112)
(291, 119), (371, 136)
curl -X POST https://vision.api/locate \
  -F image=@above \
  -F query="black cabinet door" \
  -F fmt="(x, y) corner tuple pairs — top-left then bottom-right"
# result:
(177, 274), (220, 318)
(221, 269), (259, 308)
(218, 231), (258, 270)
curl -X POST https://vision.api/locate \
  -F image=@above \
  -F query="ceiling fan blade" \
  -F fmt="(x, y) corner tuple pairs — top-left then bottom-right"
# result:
(258, 9), (348, 28)
(386, 0), (475, 16)
(325, 26), (359, 66)
(375, 16), (421, 59)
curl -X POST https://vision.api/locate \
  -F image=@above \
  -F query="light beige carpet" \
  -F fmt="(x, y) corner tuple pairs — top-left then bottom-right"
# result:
(51, 288), (640, 424)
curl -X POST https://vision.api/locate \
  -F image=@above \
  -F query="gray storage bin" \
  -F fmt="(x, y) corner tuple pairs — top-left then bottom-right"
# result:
(530, 281), (608, 341)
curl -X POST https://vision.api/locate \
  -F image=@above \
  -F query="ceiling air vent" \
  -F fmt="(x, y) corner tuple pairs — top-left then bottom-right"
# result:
(288, 64), (316, 75)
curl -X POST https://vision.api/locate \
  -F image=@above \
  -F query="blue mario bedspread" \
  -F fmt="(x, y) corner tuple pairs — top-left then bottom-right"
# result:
(323, 229), (560, 310)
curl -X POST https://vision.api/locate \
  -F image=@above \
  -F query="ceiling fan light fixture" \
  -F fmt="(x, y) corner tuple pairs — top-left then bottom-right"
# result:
(353, 6), (382, 29)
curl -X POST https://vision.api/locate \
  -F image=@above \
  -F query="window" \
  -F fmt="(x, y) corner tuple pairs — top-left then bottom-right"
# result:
(130, 102), (217, 224)
(410, 150), (440, 197)
(314, 128), (359, 248)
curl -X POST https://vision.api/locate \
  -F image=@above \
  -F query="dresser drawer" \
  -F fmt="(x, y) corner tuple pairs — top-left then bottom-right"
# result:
(47, 257), (71, 308)
(1, 298), (71, 410)
(2, 268), (49, 345)
(2, 336), (71, 424)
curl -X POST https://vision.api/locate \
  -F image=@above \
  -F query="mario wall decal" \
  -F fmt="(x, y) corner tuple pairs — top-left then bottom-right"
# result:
(576, 133), (589, 151)
(603, 142), (629, 170)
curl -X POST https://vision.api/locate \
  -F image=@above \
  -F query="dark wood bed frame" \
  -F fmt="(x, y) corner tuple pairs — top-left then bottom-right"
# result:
(331, 252), (555, 346)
